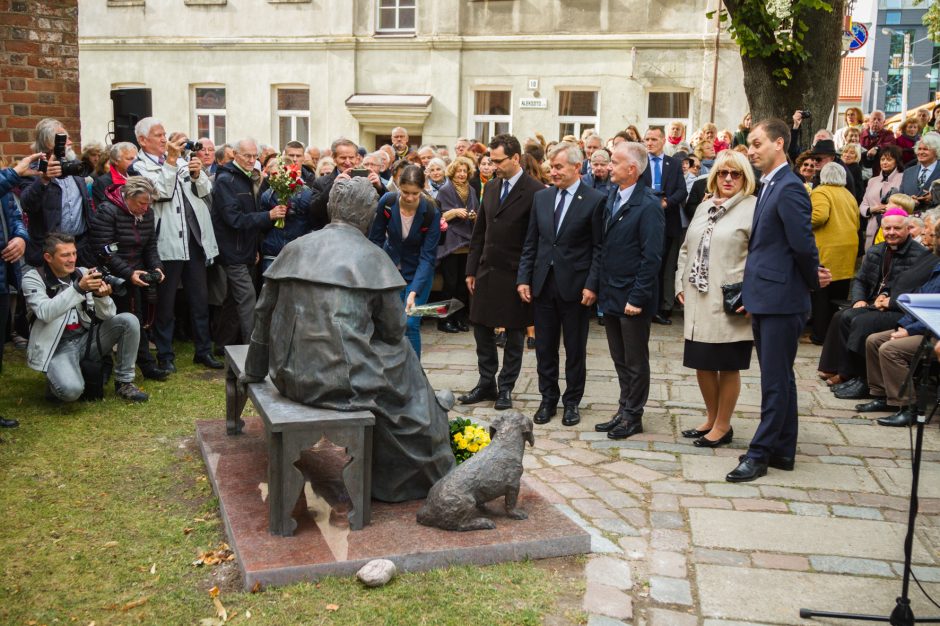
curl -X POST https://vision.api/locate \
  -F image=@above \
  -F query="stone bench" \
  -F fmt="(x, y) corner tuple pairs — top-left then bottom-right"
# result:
(224, 345), (375, 534)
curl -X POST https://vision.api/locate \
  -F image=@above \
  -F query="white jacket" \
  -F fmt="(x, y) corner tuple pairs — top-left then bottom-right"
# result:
(23, 266), (116, 373)
(134, 155), (219, 262)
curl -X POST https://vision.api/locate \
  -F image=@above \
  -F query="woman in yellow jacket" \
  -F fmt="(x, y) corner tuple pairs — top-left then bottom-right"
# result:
(809, 162), (860, 344)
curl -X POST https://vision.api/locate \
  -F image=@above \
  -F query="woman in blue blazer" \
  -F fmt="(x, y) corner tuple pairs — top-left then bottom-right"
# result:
(368, 165), (441, 359)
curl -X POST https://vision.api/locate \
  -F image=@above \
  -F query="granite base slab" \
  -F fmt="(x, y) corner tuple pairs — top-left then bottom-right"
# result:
(196, 418), (591, 590)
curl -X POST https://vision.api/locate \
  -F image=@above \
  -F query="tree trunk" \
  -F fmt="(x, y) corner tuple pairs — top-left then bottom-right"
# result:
(728, 0), (846, 126)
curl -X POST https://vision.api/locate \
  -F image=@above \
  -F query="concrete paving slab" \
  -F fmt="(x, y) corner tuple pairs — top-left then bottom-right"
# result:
(837, 421), (940, 451)
(871, 464), (940, 499)
(688, 509), (933, 563)
(681, 455), (883, 493)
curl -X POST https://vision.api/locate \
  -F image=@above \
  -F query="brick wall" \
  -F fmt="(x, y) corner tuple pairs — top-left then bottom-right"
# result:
(0, 0), (80, 162)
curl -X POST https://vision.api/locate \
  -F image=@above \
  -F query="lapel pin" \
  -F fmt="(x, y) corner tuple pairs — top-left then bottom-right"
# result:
(577, 195), (582, 200)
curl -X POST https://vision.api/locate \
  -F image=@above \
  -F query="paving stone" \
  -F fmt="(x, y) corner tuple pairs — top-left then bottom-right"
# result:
(830, 445), (896, 459)
(682, 455), (883, 492)
(648, 608), (697, 626)
(650, 550), (687, 577)
(597, 460), (667, 483)
(851, 493), (909, 510)
(621, 508), (647, 528)
(649, 576), (693, 605)
(650, 511), (685, 529)
(652, 442), (715, 456)
(543, 454), (573, 467)
(572, 498), (618, 519)
(807, 489), (854, 504)
(586, 615), (628, 626)
(789, 502), (829, 517)
(635, 459), (681, 473)
(651, 480), (704, 495)
(596, 489), (641, 509)
(521, 476), (566, 504)
(873, 465), (940, 499)
(572, 475), (616, 493)
(692, 547), (750, 566)
(594, 517), (641, 537)
(619, 449), (678, 462)
(809, 555), (894, 577)
(892, 563), (940, 582)
(651, 529), (690, 552)
(618, 537), (648, 559)
(760, 485), (810, 501)
(680, 496), (733, 510)
(831, 504), (884, 521)
(557, 464), (599, 478)
(732, 498), (789, 512)
(585, 556), (633, 590)
(689, 509), (934, 562)
(551, 481), (593, 499)
(582, 581), (633, 621)
(651, 493), (679, 511)
(819, 455), (865, 466)
(558, 447), (613, 465)
(751, 552), (810, 571)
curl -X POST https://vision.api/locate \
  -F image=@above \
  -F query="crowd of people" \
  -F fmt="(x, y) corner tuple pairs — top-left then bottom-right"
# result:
(1, 106), (939, 483)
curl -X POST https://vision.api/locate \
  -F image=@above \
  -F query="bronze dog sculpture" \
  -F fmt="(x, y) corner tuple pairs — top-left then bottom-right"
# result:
(416, 410), (534, 531)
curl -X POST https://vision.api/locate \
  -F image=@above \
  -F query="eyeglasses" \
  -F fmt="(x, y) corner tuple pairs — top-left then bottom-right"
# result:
(715, 169), (743, 180)
(490, 157), (509, 165)
(237, 153), (258, 159)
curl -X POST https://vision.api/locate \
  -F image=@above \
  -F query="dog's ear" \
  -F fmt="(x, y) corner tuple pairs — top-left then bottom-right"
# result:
(489, 414), (504, 440)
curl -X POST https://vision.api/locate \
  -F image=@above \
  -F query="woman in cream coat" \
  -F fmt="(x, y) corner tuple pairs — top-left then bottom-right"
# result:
(676, 150), (757, 448)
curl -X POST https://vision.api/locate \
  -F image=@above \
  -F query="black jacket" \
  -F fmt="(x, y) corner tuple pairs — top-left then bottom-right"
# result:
(641, 153), (688, 238)
(20, 175), (95, 267)
(211, 162), (272, 265)
(88, 199), (162, 280)
(307, 168), (340, 232)
(850, 236), (929, 303)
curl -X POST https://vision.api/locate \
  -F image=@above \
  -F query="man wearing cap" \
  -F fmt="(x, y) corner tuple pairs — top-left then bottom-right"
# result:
(811, 139), (857, 197)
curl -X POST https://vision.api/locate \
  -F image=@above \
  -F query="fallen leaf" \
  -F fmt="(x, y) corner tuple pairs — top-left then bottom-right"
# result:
(245, 609), (252, 619)
(326, 603), (339, 612)
(102, 541), (118, 548)
(250, 582), (262, 594)
(149, 563), (156, 575)
(213, 595), (228, 622)
(121, 597), (149, 611)
(183, 527), (193, 535)
(208, 586), (220, 598)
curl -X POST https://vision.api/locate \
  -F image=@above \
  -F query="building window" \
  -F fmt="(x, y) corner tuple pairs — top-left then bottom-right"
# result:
(885, 11), (901, 24)
(377, 0), (416, 33)
(884, 29), (915, 114)
(647, 91), (692, 129)
(558, 90), (598, 140)
(194, 86), (226, 144)
(276, 87), (310, 148)
(470, 90), (511, 145)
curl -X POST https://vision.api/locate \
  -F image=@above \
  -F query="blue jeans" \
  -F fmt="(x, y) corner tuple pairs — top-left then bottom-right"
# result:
(401, 280), (432, 360)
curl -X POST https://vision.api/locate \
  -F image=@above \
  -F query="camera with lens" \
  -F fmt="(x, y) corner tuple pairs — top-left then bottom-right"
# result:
(183, 140), (203, 153)
(93, 243), (127, 296)
(37, 132), (83, 178)
(138, 270), (162, 303)
(799, 110), (812, 121)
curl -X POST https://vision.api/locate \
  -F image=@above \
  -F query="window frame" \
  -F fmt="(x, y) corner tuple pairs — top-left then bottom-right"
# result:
(375, 0), (417, 35)
(646, 89), (693, 132)
(273, 86), (311, 148)
(192, 85), (227, 145)
(557, 89), (600, 141)
(468, 88), (513, 144)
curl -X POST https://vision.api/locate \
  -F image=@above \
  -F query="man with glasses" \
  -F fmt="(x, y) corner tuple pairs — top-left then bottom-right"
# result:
(211, 139), (287, 346)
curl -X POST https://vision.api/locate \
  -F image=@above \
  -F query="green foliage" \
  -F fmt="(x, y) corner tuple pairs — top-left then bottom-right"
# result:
(915, 0), (940, 41)
(709, 0), (835, 86)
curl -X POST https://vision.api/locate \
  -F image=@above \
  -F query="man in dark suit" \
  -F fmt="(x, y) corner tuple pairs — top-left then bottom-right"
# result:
(728, 118), (829, 483)
(642, 128), (688, 325)
(517, 142), (606, 427)
(308, 138), (361, 231)
(593, 142), (665, 440)
(900, 134), (940, 210)
(461, 134), (543, 410)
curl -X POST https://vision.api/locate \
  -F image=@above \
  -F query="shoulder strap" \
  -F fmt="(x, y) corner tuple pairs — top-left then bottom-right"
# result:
(379, 192), (399, 220)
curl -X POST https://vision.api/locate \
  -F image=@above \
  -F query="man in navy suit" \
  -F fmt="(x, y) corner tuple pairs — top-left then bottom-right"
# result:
(593, 142), (665, 440)
(900, 134), (940, 211)
(728, 118), (830, 483)
(642, 128), (688, 325)
(517, 142), (607, 427)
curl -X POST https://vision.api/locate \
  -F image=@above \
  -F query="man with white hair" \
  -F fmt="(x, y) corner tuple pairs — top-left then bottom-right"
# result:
(580, 133), (603, 174)
(133, 117), (222, 372)
(900, 133), (940, 209)
(391, 126), (414, 160)
(195, 137), (215, 170)
(360, 151), (389, 195)
(860, 110), (897, 177)
(454, 137), (472, 159)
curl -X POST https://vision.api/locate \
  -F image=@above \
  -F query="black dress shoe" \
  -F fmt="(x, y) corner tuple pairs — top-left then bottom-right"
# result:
(855, 398), (894, 413)
(456, 320), (470, 332)
(597, 316), (605, 326)
(140, 365), (170, 381)
(526, 336), (536, 350)
(194, 353), (224, 369)
(213, 345), (225, 357)
(158, 359), (177, 373)
(495, 331), (508, 348)
(608, 418), (643, 440)
(494, 389), (513, 410)
(652, 313), (672, 325)
(833, 378), (870, 400)
(458, 386), (498, 405)
(877, 407), (917, 427)
(534, 400), (557, 424)
(681, 427), (712, 439)
(0, 417), (19, 428)
(437, 319), (460, 334)
(768, 455), (795, 471)
(829, 378), (857, 393)
(595, 410), (625, 432)
(562, 405), (581, 427)
(693, 428), (733, 448)
(726, 457), (768, 482)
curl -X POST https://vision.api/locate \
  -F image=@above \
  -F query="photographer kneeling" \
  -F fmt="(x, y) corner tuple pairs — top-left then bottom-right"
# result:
(23, 233), (148, 402)
(89, 177), (167, 381)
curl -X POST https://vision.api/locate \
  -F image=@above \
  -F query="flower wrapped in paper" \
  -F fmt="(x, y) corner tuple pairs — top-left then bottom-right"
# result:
(406, 298), (465, 318)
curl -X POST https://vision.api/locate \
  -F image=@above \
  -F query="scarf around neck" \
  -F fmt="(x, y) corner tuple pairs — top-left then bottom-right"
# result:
(688, 192), (745, 292)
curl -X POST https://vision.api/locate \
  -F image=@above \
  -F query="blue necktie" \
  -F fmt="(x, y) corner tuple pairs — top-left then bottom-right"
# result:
(608, 194), (621, 227)
(554, 189), (567, 233)
(652, 156), (662, 192)
(500, 180), (510, 203)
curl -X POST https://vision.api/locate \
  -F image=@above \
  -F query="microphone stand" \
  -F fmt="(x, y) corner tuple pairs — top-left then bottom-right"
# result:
(800, 332), (940, 625)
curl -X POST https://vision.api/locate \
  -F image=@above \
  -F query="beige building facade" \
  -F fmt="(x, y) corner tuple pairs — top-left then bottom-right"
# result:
(78, 0), (746, 151)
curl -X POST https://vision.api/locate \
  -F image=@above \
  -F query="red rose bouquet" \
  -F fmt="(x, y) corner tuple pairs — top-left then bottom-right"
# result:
(266, 157), (305, 228)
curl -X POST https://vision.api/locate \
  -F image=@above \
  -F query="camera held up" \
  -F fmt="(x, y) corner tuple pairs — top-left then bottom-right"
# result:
(37, 133), (83, 178)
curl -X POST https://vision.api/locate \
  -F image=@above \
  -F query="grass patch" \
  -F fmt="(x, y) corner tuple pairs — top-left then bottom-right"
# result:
(0, 343), (583, 625)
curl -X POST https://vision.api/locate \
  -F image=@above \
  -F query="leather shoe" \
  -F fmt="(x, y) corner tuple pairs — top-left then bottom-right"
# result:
(768, 455), (795, 471)
(693, 428), (733, 448)
(829, 377), (856, 393)
(194, 353), (224, 369)
(652, 313), (672, 325)
(158, 359), (176, 373)
(495, 331), (508, 348)
(855, 398), (895, 413)
(456, 320), (470, 332)
(726, 456), (768, 482)
(140, 365), (170, 381)
(681, 427), (712, 438)
(0, 417), (18, 428)
(458, 386), (498, 405)
(533, 400), (557, 424)
(494, 389), (513, 410)
(595, 410), (625, 432)
(833, 378), (870, 400)
(437, 319), (460, 334)
(597, 316), (605, 326)
(562, 405), (581, 427)
(608, 417), (643, 439)
(877, 407), (916, 427)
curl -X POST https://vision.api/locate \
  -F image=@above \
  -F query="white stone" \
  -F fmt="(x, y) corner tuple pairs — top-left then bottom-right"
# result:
(356, 559), (396, 587)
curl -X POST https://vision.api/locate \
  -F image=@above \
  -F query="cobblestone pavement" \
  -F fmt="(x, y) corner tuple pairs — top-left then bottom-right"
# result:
(421, 316), (940, 625)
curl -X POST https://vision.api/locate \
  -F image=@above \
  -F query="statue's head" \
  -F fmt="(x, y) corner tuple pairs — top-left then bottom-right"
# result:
(328, 177), (378, 233)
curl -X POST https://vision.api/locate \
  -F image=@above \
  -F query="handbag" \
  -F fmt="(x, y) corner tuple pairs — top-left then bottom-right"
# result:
(721, 282), (745, 315)
(79, 320), (112, 401)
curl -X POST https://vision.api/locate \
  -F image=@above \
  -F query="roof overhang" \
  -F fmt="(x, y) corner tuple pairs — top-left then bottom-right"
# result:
(345, 94), (433, 134)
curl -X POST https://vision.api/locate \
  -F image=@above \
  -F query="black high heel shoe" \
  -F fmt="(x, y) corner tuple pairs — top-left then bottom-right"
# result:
(681, 427), (712, 439)
(693, 428), (733, 448)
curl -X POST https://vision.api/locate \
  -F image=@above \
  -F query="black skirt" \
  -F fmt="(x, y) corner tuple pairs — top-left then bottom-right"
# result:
(683, 339), (754, 371)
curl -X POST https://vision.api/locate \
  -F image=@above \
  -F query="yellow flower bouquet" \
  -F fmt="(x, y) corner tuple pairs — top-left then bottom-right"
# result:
(449, 417), (491, 464)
